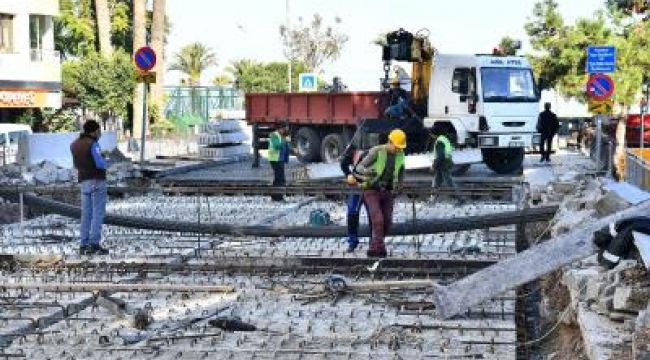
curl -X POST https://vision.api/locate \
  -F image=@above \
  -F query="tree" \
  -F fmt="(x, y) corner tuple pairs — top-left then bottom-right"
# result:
(62, 50), (136, 121)
(226, 59), (309, 93)
(212, 74), (233, 86)
(132, 0), (146, 139)
(95, 0), (112, 57)
(168, 42), (217, 86)
(150, 0), (166, 116)
(279, 14), (349, 72)
(55, 0), (96, 58)
(497, 37), (521, 55)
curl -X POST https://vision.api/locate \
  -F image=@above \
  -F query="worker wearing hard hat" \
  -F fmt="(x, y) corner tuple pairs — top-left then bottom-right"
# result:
(355, 129), (406, 258)
(384, 76), (413, 120)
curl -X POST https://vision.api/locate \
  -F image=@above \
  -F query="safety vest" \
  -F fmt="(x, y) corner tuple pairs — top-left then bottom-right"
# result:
(268, 131), (282, 162)
(435, 135), (453, 159)
(362, 145), (405, 190)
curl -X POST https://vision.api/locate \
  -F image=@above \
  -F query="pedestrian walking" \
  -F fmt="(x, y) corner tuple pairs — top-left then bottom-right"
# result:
(356, 129), (406, 258)
(268, 123), (290, 201)
(70, 120), (109, 255)
(430, 133), (454, 189)
(537, 102), (560, 162)
(339, 137), (370, 253)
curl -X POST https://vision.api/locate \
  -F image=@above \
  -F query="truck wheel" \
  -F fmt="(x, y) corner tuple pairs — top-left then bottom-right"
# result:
(295, 127), (321, 163)
(482, 148), (525, 174)
(321, 133), (344, 163)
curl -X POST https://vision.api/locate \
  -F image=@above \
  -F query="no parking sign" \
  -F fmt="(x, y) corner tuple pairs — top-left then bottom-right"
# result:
(587, 73), (614, 101)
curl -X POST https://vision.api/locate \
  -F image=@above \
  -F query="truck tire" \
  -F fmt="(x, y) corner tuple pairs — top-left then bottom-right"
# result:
(321, 133), (344, 163)
(482, 148), (525, 174)
(295, 127), (321, 163)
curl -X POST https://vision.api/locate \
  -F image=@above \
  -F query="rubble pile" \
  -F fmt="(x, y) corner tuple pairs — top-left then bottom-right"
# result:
(531, 173), (649, 359)
(0, 160), (141, 186)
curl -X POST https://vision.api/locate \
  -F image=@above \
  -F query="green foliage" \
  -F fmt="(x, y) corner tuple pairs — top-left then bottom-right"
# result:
(279, 14), (349, 72)
(62, 50), (136, 119)
(497, 37), (521, 55)
(15, 110), (36, 127)
(55, 0), (96, 58)
(150, 117), (176, 137)
(226, 59), (310, 93)
(524, 0), (648, 107)
(41, 109), (78, 132)
(212, 74), (234, 86)
(169, 42), (217, 86)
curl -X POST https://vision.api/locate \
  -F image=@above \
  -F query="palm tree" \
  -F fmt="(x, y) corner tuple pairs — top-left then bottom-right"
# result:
(94, 0), (112, 57)
(150, 0), (166, 115)
(169, 42), (217, 86)
(132, 0), (146, 139)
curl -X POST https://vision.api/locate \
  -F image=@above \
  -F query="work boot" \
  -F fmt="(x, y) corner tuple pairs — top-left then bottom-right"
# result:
(367, 249), (387, 258)
(346, 236), (359, 253)
(79, 244), (91, 255)
(89, 243), (109, 255)
(346, 243), (358, 253)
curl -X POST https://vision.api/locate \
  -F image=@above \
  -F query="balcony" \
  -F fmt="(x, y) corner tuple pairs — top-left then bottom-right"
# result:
(29, 48), (60, 62)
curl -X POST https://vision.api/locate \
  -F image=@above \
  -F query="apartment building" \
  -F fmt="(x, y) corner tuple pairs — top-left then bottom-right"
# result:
(0, 0), (61, 122)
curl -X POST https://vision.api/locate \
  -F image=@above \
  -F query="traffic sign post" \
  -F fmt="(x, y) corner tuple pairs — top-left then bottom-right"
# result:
(587, 46), (616, 74)
(298, 73), (317, 92)
(587, 73), (615, 101)
(134, 46), (157, 165)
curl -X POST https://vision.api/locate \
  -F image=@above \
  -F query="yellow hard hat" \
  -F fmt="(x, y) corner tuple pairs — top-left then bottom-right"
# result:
(388, 129), (407, 149)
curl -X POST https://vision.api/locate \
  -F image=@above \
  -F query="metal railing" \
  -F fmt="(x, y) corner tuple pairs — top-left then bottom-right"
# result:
(164, 86), (244, 123)
(626, 149), (650, 191)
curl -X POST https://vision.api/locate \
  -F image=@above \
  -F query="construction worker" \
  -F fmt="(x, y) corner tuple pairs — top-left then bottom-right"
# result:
(384, 77), (412, 119)
(70, 120), (109, 255)
(268, 123), (290, 201)
(356, 129), (406, 258)
(537, 102), (560, 163)
(430, 133), (454, 189)
(339, 137), (370, 253)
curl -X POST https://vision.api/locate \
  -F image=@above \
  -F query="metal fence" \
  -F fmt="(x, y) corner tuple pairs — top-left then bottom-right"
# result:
(164, 86), (244, 123)
(626, 149), (650, 191)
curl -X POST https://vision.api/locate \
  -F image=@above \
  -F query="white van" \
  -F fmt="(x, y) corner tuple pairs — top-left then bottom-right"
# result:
(0, 124), (32, 165)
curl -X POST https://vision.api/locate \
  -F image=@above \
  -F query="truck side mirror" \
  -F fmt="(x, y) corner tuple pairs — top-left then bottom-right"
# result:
(537, 77), (546, 93)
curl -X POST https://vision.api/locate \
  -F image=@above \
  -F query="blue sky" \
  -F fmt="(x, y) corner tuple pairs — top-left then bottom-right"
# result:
(165, 0), (606, 89)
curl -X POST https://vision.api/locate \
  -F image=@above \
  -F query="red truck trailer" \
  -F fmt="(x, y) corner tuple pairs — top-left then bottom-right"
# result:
(246, 92), (385, 165)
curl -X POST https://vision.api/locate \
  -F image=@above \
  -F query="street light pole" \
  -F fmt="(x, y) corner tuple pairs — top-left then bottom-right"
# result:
(286, 0), (292, 93)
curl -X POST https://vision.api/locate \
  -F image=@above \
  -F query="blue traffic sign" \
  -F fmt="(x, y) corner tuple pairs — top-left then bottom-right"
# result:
(299, 73), (317, 92)
(587, 73), (615, 101)
(587, 46), (616, 74)
(134, 46), (157, 71)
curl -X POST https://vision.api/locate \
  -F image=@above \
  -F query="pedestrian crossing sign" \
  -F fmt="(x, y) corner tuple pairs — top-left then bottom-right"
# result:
(299, 73), (317, 92)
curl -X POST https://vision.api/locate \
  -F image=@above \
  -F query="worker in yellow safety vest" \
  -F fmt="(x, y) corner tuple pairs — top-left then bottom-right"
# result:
(356, 129), (406, 258)
(430, 133), (454, 189)
(268, 123), (291, 201)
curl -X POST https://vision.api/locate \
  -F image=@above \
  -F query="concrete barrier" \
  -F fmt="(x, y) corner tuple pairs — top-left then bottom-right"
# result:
(17, 131), (118, 168)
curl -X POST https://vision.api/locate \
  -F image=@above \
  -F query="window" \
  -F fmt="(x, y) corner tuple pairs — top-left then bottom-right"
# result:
(30, 15), (47, 60)
(451, 68), (470, 94)
(0, 14), (13, 53)
(480, 68), (538, 102)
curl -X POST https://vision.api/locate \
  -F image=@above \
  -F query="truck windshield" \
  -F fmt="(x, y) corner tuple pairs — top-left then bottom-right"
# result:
(480, 68), (538, 102)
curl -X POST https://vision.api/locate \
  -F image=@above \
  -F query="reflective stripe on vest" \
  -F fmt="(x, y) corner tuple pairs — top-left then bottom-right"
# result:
(435, 135), (453, 159)
(362, 145), (405, 190)
(268, 131), (281, 162)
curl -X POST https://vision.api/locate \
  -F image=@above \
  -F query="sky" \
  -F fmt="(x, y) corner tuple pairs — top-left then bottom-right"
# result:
(165, 0), (606, 90)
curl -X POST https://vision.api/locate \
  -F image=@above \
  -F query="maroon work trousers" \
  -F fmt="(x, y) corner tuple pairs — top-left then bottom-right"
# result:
(362, 188), (395, 252)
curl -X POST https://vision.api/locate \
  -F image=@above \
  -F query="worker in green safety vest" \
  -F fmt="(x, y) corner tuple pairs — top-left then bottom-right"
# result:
(356, 129), (406, 258)
(430, 133), (454, 189)
(268, 123), (291, 201)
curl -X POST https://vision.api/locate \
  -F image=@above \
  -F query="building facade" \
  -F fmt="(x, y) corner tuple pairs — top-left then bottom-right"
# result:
(0, 0), (61, 122)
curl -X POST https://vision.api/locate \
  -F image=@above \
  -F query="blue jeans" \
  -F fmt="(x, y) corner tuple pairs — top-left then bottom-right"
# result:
(80, 179), (107, 246)
(346, 193), (370, 247)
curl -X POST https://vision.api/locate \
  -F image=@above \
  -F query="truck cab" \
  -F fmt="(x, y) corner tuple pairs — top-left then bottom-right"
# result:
(425, 54), (540, 174)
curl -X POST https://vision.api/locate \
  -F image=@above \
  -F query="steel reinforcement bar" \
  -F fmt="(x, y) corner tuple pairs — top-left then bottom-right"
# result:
(1, 191), (557, 237)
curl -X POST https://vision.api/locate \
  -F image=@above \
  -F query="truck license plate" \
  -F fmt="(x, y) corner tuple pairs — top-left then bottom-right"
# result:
(509, 141), (525, 147)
